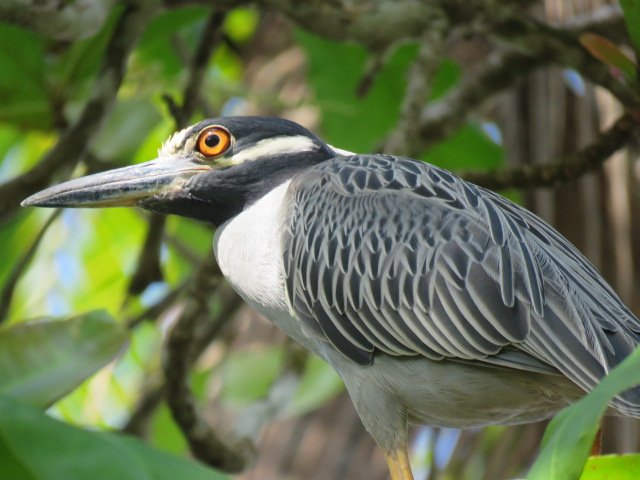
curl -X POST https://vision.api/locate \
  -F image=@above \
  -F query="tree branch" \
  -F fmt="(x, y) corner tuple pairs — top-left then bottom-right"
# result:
(0, 2), (154, 224)
(163, 264), (250, 472)
(459, 111), (640, 190)
(127, 215), (166, 296)
(383, 21), (447, 156)
(179, 10), (226, 125)
(492, 17), (640, 106)
(417, 48), (549, 148)
(0, 0), (112, 41)
(413, 15), (640, 153)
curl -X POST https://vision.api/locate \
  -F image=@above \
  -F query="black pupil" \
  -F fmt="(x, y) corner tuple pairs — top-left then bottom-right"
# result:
(204, 133), (220, 148)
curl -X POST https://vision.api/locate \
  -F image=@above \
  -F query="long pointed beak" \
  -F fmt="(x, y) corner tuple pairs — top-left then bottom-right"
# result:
(21, 157), (210, 208)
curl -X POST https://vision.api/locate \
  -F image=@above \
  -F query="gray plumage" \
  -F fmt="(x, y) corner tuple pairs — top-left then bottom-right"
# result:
(282, 154), (640, 415)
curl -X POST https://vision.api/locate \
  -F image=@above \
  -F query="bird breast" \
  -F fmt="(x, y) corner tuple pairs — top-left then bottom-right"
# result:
(214, 180), (292, 318)
(213, 179), (332, 356)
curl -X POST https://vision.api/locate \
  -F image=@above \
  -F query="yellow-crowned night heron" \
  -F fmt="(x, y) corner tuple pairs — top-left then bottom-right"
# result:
(22, 116), (640, 480)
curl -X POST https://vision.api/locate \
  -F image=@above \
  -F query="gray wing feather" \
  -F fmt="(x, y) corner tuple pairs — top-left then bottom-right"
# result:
(281, 155), (640, 409)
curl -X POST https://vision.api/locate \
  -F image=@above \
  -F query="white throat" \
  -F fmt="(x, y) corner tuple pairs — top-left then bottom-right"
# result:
(213, 180), (292, 317)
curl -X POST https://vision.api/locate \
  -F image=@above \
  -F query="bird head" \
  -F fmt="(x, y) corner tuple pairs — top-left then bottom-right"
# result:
(22, 116), (338, 225)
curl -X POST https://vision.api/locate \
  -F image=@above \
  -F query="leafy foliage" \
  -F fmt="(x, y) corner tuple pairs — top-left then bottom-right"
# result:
(0, 311), (127, 407)
(298, 30), (418, 152)
(620, 0), (640, 54)
(0, 397), (228, 480)
(582, 455), (640, 480)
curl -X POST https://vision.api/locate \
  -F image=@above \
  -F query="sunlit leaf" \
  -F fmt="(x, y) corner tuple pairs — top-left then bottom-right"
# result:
(0, 311), (127, 408)
(579, 33), (637, 82)
(528, 347), (640, 480)
(0, 396), (228, 480)
(0, 128), (56, 181)
(224, 8), (259, 43)
(220, 347), (284, 407)
(581, 454), (640, 479)
(74, 208), (146, 312)
(149, 403), (189, 456)
(211, 44), (244, 82)
(0, 210), (44, 290)
(620, 0), (640, 54)
(52, 321), (163, 428)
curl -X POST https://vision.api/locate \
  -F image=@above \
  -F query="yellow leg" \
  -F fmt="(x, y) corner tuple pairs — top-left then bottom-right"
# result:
(385, 448), (414, 480)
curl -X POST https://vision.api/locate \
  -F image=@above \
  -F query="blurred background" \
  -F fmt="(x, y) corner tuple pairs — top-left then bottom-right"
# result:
(1, 0), (639, 479)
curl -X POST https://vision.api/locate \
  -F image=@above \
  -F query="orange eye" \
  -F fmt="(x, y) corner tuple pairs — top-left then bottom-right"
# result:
(196, 126), (231, 157)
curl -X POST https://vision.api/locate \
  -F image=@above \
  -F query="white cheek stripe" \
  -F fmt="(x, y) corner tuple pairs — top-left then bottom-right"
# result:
(230, 135), (319, 164)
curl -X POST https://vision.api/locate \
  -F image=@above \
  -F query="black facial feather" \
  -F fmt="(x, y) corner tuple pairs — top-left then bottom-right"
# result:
(141, 117), (337, 225)
(186, 150), (334, 225)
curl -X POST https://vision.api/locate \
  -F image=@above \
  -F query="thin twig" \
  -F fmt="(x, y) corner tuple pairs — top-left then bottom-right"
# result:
(180, 9), (227, 126)
(0, 210), (61, 324)
(125, 281), (187, 330)
(121, 381), (166, 437)
(356, 54), (386, 98)
(459, 111), (640, 190)
(164, 233), (207, 266)
(127, 215), (166, 296)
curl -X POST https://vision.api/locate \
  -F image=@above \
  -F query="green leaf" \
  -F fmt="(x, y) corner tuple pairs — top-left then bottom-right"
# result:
(429, 58), (461, 101)
(0, 396), (228, 480)
(528, 346), (640, 480)
(137, 7), (208, 77)
(290, 355), (344, 415)
(298, 30), (417, 153)
(421, 123), (504, 171)
(620, 0), (640, 54)
(581, 454), (640, 479)
(0, 24), (50, 127)
(91, 99), (162, 162)
(220, 348), (284, 407)
(579, 33), (637, 82)
(0, 311), (128, 408)
(224, 8), (259, 43)
(47, 7), (119, 101)
(149, 403), (188, 456)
